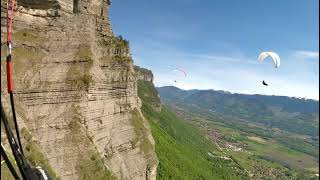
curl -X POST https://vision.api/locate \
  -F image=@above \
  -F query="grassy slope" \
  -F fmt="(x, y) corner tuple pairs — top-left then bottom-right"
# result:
(138, 80), (247, 179)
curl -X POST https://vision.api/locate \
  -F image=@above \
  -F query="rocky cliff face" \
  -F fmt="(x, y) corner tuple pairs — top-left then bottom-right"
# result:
(134, 66), (153, 82)
(1, 1), (157, 179)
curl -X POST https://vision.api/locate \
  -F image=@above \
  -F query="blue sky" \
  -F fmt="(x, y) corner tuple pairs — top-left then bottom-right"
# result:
(110, 0), (319, 100)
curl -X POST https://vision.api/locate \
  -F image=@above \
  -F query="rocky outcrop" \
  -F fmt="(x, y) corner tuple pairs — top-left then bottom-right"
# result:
(134, 66), (153, 82)
(1, 0), (157, 180)
(134, 66), (161, 113)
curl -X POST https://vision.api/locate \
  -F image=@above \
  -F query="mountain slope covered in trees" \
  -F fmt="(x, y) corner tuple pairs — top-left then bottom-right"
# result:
(157, 86), (319, 178)
(137, 82), (318, 179)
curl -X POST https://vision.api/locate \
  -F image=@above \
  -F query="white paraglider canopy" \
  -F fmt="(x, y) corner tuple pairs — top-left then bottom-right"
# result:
(258, 52), (280, 68)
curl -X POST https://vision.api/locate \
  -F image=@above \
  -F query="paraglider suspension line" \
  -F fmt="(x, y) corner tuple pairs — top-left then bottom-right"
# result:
(1, 144), (20, 179)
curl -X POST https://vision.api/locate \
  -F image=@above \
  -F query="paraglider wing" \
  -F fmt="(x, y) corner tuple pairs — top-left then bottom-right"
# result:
(176, 68), (187, 77)
(169, 65), (187, 77)
(258, 52), (280, 68)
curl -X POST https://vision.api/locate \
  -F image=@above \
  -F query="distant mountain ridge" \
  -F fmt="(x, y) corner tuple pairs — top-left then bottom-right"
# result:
(157, 86), (319, 138)
(157, 86), (319, 114)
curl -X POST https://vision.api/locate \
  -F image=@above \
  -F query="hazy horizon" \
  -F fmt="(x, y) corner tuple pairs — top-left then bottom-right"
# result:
(156, 85), (319, 101)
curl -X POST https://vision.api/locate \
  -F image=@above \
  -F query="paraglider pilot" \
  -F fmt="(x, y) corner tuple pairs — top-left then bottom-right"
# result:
(262, 81), (268, 86)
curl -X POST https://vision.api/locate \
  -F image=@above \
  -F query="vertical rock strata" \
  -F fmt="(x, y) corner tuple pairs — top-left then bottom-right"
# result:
(1, 0), (157, 179)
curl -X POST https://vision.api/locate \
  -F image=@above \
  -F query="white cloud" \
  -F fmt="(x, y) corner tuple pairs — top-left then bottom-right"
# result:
(292, 50), (319, 59)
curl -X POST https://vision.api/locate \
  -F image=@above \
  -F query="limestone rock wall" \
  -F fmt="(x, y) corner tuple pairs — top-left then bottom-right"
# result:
(1, 1), (157, 180)
(16, 0), (111, 15)
(134, 66), (154, 82)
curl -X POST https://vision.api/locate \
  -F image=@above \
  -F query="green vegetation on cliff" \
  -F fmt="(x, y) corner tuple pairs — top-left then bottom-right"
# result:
(76, 150), (116, 180)
(130, 108), (154, 156)
(66, 104), (116, 180)
(21, 127), (61, 180)
(66, 46), (94, 90)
